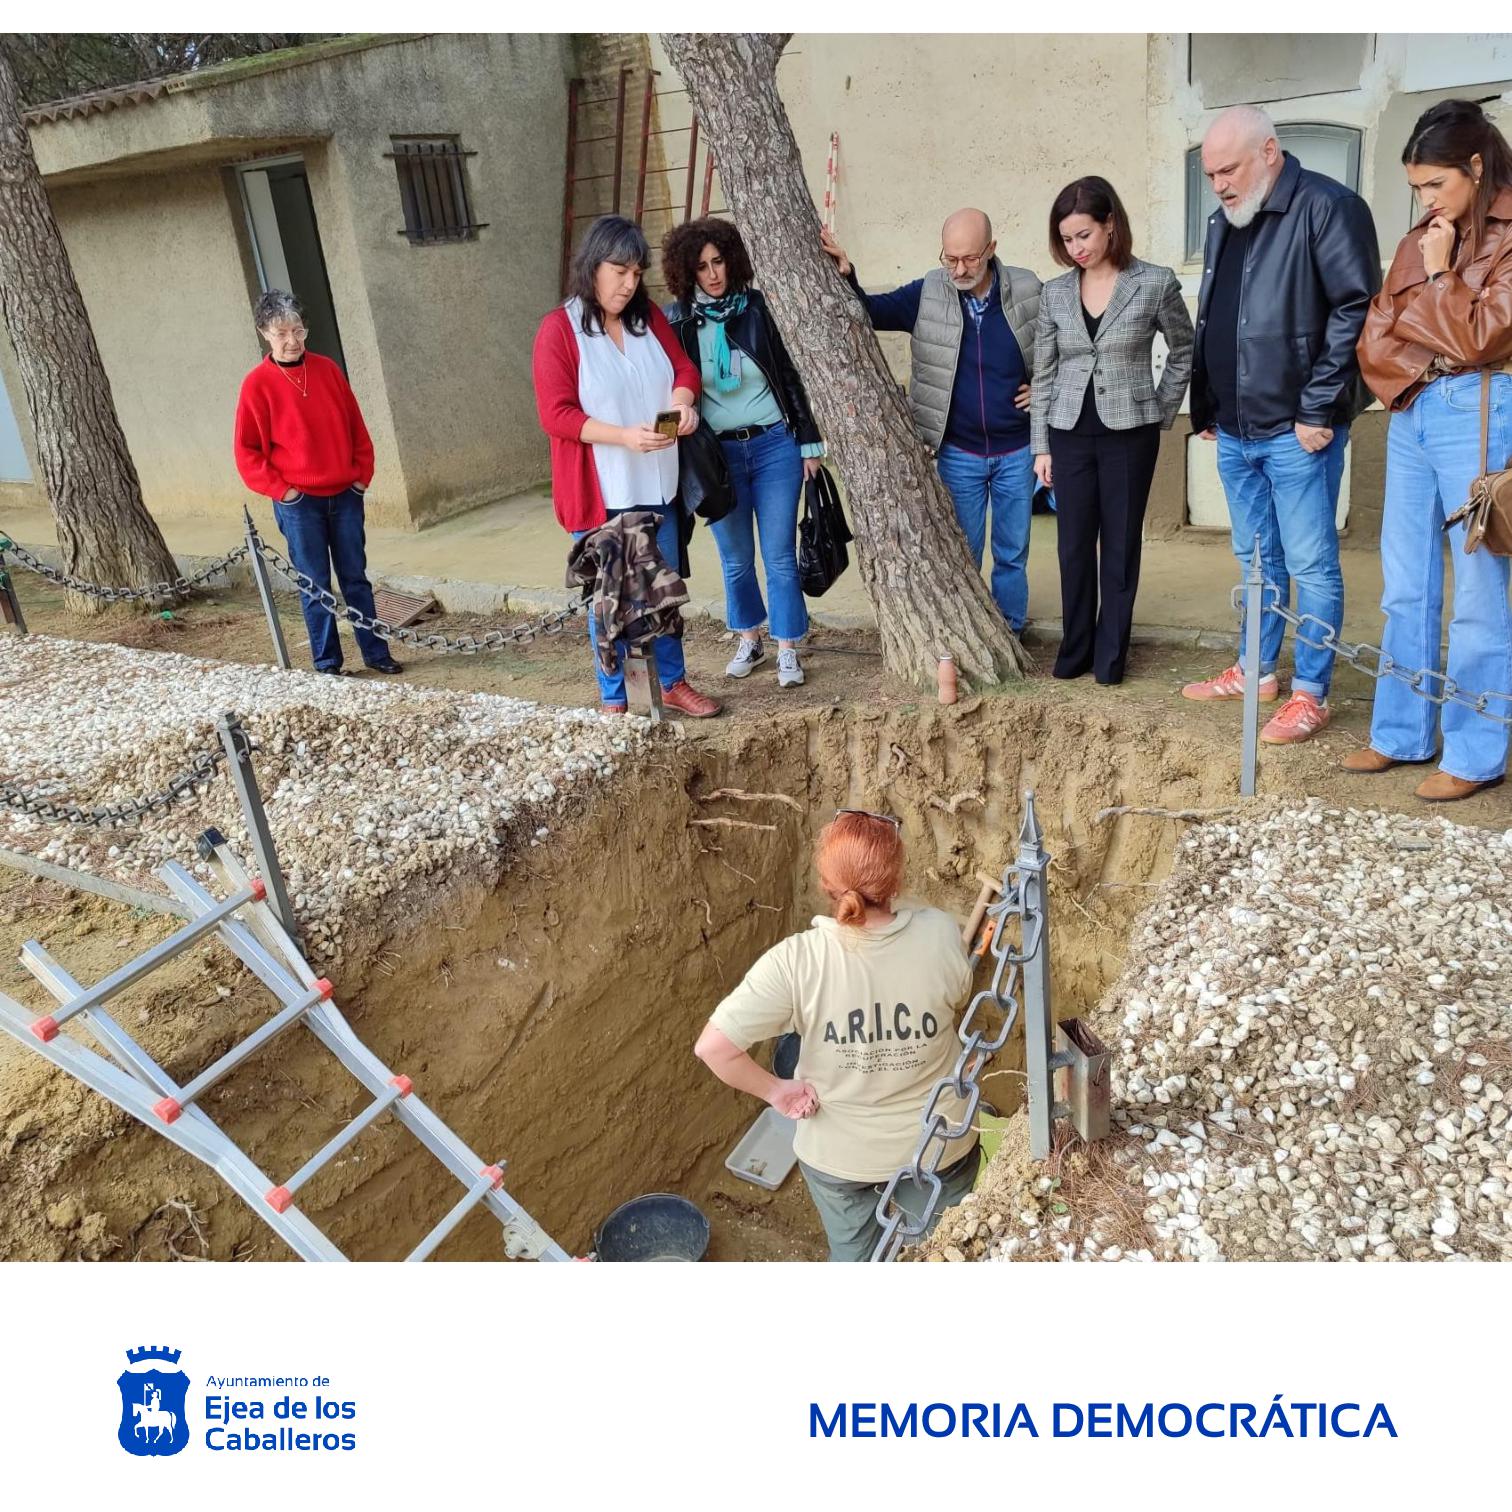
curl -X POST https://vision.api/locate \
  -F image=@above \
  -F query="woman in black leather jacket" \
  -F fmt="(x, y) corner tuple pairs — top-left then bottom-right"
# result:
(664, 218), (824, 689)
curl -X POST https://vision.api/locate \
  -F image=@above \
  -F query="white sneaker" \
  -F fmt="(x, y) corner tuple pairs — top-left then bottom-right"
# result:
(776, 647), (805, 688)
(725, 637), (765, 678)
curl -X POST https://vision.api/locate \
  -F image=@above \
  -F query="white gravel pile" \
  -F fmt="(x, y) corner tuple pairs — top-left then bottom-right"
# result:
(1, 636), (649, 964)
(986, 802), (1512, 1263)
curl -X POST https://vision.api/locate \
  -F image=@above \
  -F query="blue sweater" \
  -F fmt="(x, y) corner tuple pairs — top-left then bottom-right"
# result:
(859, 272), (1029, 456)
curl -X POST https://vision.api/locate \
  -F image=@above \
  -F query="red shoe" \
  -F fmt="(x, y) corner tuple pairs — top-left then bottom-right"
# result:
(1260, 691), (1330, 745)
(661, 680), (722, 718)
(1181, 663), (1280, 702)
(600, 703), (628, 716)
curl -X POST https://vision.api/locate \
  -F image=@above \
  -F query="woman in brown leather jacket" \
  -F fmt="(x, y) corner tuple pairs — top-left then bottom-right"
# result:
(1351, 100), (1512, 801)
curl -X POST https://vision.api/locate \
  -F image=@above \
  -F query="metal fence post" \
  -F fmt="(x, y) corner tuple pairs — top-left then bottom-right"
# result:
(1018, 791), (1061, 1161)
(214, 712), (298, 940)
(243, 509), (291, 672)
(0, 545), (26, 635)
(1240, 537), (1263, 798)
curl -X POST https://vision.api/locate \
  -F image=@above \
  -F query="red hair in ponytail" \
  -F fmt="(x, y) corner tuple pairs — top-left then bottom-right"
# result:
(817, 813), (905, 926)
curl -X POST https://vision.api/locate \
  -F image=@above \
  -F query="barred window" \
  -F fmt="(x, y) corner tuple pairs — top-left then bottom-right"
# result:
(386, 136), (488, 245)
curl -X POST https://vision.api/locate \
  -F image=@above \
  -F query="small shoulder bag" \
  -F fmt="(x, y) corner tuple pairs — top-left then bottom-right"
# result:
(1443, 367), (1512, 556)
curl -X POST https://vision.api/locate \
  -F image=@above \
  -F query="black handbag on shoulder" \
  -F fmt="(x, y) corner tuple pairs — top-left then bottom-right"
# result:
(676, 424), (736, 524)
(797, 464), (853, 597)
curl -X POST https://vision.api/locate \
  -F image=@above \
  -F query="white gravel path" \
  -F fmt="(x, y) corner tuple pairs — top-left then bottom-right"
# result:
(981, 802), (1512, 1263)
(1, 635), (649, 965)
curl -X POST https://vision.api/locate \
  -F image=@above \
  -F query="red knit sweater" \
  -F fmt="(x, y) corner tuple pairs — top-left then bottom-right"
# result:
(233, 352), (375, 500)
(532, 303), (700, 532)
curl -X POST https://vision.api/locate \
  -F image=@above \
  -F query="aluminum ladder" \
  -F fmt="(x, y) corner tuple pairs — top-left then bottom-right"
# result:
(0, 832), (567, 1262)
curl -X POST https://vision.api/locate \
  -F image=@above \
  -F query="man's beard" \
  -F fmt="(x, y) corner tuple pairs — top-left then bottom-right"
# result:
(952, 270), (986, 292)
(1222, 179), (1268, 228)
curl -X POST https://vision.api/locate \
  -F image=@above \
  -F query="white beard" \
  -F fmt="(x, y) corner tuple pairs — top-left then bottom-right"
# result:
(1222, 180), (1269, 228)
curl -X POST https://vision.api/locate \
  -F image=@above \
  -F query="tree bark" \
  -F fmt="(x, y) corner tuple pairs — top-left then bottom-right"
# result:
(0, 46), (179, 612)
(660, 33), (1032, 687)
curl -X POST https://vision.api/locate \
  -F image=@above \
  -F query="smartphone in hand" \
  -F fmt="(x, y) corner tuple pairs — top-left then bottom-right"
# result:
(654, 410), (681, 440)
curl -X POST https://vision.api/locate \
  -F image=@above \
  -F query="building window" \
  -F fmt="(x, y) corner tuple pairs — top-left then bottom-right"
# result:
(1185, 122), (1363, 258)
(386, 136), (488, 245)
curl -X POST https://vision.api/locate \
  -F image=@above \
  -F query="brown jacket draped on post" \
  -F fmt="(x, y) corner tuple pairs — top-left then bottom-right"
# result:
(1357, 184), (1512, 410)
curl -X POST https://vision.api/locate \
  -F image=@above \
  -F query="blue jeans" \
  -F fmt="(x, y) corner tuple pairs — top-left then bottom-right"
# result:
(935, 443), (1034, 629)
(1217, 424), (1348, 699)
(272, 488), (388, 671)
(1370, 374), (1512, 782)
(571, 504), (687, 705)
(712, 425), (809, 642)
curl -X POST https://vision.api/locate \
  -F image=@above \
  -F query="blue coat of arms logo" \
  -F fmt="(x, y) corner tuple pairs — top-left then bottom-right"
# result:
(117, 1345), (191, 1456)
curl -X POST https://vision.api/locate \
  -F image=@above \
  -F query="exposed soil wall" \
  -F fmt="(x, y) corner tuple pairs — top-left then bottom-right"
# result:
(1, 693), (1246, 1262)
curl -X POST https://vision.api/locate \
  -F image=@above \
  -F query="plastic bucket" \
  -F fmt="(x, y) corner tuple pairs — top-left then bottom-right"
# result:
(595, 1193), (710, 1262)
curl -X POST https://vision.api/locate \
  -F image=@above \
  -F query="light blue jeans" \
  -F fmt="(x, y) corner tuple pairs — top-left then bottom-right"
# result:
(571, 504), (686, 705)
(1217, 424), (1348, 699)
(935, 442), (1034, 630)
(1370, 373), (1512, 783)
(712, 425), (809, 642)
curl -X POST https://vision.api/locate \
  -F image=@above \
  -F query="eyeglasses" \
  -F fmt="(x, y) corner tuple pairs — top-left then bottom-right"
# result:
(835, 808), (903, 829)
(263, 327), (308, 341)
(939, 246), (991, 271)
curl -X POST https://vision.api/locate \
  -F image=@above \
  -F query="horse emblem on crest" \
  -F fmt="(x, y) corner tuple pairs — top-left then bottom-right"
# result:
(117, 1345), (191, 1457)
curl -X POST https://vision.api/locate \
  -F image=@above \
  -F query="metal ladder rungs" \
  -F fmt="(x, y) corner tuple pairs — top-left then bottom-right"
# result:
(152, 976), (332, 1124)
(266, 1075), (412, 1213)
(405, 1165), (506, 1262)
(26, 878), (265, 1042)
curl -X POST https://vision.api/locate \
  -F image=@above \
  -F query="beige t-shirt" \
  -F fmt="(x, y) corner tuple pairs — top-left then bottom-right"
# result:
(709, 905), (975, 1182)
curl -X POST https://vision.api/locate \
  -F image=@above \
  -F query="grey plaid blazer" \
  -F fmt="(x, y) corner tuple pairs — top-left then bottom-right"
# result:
(1029, 258), (1194, 455)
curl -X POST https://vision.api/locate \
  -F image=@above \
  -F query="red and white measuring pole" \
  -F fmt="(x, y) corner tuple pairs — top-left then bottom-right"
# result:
(822, 131), (840, 232)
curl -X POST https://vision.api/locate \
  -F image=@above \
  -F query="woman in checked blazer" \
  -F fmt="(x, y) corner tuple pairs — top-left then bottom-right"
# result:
(1031, 177), (1194, 684)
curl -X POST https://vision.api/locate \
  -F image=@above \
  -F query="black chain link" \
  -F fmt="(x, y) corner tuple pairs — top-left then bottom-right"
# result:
(1235, 581), (1512, 727)
(1, 746), (229, 827)
(0, 534), (250, 605)
(253, 531), (584, 653)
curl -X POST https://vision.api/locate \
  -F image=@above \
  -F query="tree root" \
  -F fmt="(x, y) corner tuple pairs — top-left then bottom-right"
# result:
(698, 787), (804, 813)
(1095, 804), (1241, 824)
(688, 817), (778, 833)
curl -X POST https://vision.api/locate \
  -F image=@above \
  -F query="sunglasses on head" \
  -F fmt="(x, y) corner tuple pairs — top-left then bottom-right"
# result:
(835, 808), (902, 829)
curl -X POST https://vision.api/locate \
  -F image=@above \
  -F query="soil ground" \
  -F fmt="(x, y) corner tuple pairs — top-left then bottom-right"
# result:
(2, 581), (1507, 1264)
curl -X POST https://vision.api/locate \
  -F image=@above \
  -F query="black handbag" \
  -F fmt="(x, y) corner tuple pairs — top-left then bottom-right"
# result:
(797, 464), (853, 597)
(677, 424), (736, 523)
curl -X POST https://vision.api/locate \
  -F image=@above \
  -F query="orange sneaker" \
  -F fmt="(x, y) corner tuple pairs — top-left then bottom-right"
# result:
(1181, 663), (1280, 702)
(661, 680), (723, 718)
(1260, 691), (1330, 745)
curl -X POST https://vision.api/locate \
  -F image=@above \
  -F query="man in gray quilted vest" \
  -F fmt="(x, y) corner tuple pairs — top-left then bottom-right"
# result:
(821, 209), (1042, 632)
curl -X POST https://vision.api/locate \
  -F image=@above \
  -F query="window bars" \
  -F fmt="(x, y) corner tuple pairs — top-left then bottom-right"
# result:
(386, 137), (488, 245)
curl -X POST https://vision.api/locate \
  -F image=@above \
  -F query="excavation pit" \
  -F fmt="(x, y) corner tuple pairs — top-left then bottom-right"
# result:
(1, 656), (1233, 1262)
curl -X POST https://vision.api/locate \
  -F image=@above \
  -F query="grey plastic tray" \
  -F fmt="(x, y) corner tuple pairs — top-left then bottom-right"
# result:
(724, 1106), (799, 1191)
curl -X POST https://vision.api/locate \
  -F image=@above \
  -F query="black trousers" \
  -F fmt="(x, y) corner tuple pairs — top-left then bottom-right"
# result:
(1049, 423), (1161, 684)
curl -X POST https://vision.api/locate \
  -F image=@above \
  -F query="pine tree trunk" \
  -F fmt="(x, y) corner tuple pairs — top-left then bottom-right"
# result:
(0, 48), (179, 614)
(660, 33), (1032, 687)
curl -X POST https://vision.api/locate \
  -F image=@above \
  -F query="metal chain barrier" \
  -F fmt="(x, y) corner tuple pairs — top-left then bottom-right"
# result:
(252, 531), (584, 653)
(0, 533), (250, 605)
(1, 746), (231, 828)
(1234, 580), (1512, 727)
(870, 855), (1047, 1263)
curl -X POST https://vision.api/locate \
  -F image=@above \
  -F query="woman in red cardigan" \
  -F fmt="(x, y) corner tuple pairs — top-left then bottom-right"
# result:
(533, 216), (721, 717)
(233, 290), (401, 677)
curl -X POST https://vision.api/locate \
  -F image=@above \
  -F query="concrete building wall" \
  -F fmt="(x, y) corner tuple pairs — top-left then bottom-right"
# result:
(3, 33), (572, 533)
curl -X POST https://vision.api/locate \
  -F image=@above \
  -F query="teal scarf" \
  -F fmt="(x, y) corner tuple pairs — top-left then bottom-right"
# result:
(694, 290), (749, 394)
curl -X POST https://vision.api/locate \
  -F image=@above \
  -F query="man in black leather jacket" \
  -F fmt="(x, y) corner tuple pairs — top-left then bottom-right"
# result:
(1182, 105), (1381, 749)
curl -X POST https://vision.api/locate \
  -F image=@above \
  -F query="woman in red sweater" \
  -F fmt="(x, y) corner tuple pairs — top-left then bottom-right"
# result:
(233, 290), (401, 677)
(533, 216), (720, 717)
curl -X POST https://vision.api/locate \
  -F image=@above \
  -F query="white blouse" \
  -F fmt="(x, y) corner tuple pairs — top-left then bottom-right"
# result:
(567, 297), (679, 512)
